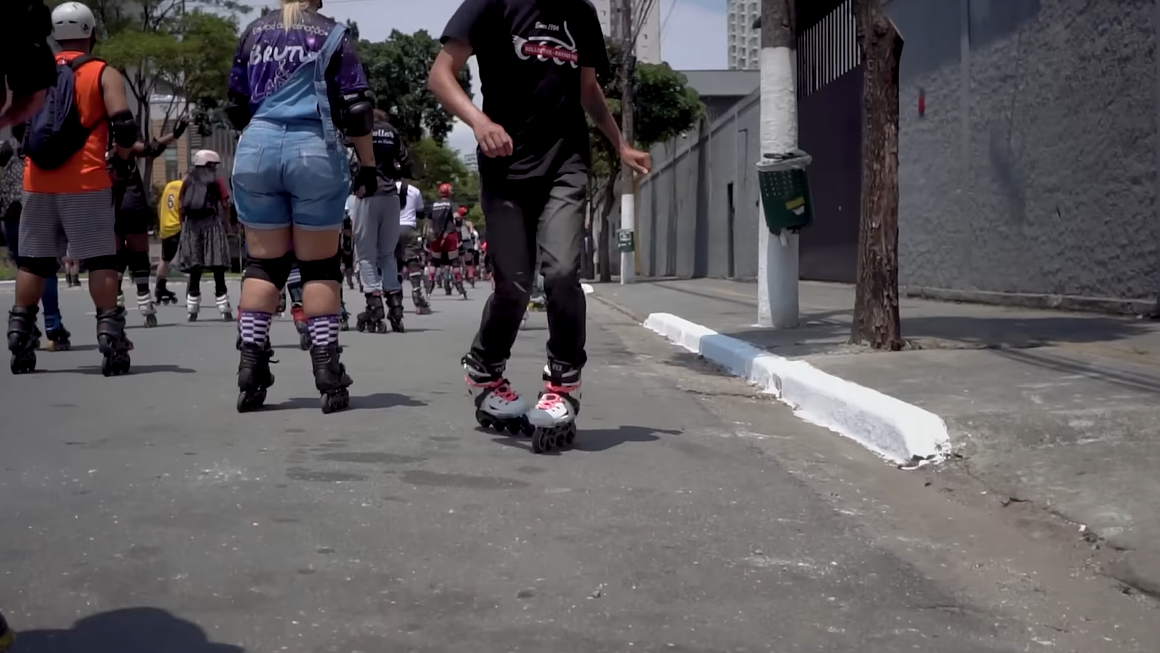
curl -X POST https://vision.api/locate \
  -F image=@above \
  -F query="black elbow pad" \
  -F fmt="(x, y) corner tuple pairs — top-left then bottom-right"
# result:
(338, 89), (375, 137)
(109, 110), (140, 149)
(225, 92), (252, 131)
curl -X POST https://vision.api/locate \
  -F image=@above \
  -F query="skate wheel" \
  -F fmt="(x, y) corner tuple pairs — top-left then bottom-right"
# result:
(394, 321), (405, 333)
(237, 391), (249, 413)
(564, 423), (576, 444)
(340, 319), (350, 332)
(101, 356), (113, 377)
(356, 320), (366, 333)
(9, 352), (35, 374)
(531, 428), (552, 454)
(222, 313), (233, 322)
(377, 322), (389, 334)
(145, 314), (158, 328)
(299, 333), (311, 351)
(475, 411), (495, 430)
(505, 420), (523, 436)
(188, 313), (198, 322)
(236, 337), (242, 351)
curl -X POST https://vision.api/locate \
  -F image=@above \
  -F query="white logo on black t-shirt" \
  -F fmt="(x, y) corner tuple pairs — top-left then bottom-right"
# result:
(512, 20), (578, 68)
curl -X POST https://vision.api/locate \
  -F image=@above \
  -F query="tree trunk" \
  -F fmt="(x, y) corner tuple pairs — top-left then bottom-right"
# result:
(851, 0), (904, 350)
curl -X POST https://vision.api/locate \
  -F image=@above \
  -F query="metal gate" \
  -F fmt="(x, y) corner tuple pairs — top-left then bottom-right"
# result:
(796, 0), (863, 283)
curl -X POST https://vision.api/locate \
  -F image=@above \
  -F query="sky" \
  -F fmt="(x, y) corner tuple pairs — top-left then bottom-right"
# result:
(264, 0), (729, 154)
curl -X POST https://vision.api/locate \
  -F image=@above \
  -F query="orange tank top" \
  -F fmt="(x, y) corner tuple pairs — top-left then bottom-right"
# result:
(24, 51), (113, 194)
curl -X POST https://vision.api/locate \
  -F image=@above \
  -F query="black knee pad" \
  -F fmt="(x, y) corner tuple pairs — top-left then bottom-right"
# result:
(244, 253), (294, 290)
(19, 257), (59, 278)
(84, 255), (121, 272)
(298, 254), (343, 284)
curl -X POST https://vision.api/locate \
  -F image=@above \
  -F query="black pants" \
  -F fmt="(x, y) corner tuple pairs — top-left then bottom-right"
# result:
(188, 267), (228, 297)
(470, 164), (587, 370)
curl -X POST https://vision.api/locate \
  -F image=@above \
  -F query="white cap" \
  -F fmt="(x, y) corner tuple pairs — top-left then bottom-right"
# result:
(52, 2), (97, 42)
(193, 150), (221, 166)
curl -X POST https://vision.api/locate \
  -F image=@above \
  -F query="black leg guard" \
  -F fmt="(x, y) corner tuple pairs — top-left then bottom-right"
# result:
(298, 254), (344, 284)
(19, 257), (59, 278)
(128, 249), (151, 293)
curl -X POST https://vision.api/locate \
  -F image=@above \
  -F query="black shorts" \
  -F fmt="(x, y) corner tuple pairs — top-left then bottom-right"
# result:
(396, 225), (423, 266)
(115, 208), (152, 236)
(161, 234), (180, 262)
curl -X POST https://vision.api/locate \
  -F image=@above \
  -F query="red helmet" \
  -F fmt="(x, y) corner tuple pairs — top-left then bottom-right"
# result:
(457, 206), (468, 217)
(438, 183), (452, 197)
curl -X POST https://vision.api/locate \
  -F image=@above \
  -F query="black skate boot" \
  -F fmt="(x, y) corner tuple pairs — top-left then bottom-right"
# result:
(411, 288), (432, 315)
(340, 302), (351, 331)
(7, 306), (41, 375)
(96, 306), (133, 377)
(237, 342), (277, 412)
(45, 323), (72, 352)
(0, 610), (13, 651)
(312, 342), (352, 414)
(386, 290), (405, 333)
(155, 279), (178, 305)
(527, 360), (582, 453)
(463, 352), (532, 436)
(454, 278), (467, 299)
(356, 293), (387, 333)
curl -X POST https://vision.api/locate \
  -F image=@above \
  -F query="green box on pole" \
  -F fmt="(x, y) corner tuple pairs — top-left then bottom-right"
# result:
(617, 229), (635, 253)
(756, 149), (814, 235)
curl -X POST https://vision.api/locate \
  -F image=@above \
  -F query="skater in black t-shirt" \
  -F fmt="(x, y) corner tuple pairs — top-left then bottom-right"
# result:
(429, 0), (651, 452)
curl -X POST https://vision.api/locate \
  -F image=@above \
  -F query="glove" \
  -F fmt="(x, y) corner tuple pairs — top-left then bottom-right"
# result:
(172, 118), (189, 139)
(352, 165), (378, 198)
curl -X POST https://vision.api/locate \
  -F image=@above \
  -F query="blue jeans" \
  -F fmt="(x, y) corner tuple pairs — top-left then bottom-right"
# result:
(232, 121), (349, 232)
(3, 220), (62, 332)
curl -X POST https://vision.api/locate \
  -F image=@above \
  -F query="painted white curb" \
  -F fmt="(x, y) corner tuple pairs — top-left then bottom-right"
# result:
(642, 312), (950, 463)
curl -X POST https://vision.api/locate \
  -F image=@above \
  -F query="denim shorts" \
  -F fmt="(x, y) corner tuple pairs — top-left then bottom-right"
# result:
(232, 120), (350, 232)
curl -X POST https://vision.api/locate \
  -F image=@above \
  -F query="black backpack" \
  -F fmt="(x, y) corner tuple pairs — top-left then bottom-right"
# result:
(23, 55), (103, 170)
(181, 177), (221, 221)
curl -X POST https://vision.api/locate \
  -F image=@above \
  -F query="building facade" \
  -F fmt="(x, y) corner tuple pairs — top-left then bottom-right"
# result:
(727, 0), (760, 70)
(591, 0), (662, 64)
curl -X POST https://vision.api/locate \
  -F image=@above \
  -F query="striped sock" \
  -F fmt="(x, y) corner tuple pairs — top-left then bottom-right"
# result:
(238, 310), (272, 347)
(308, 315), (341, 348)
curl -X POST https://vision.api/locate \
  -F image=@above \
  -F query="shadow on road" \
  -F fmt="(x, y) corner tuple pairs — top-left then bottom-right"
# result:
(273, 392), (427, 411)
(41, 344), (98, 352)
(37, 364), (197, 375)
(489, 425), (681, 454)
(10, 607), (243, 653)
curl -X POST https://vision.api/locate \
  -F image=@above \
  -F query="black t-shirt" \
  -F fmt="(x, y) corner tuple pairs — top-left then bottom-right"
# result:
(429, 199), (457, 236)
(370, 121), (411, 196)
(441, 0), (609, 180)
(1, 1), (56, 98)
(109, 158), (150, 215)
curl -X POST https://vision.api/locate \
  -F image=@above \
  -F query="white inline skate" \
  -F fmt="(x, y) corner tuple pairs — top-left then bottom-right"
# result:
(216, 293), (233, 321)
(186, 293), (200, 322)
(137, 290), (157, 328)
(525, 361), (581, 453)
(463, 354), (532, 436)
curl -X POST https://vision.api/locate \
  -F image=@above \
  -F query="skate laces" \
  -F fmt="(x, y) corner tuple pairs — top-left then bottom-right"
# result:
(466, 376), (520, 403)
(536, 382), (580, 409)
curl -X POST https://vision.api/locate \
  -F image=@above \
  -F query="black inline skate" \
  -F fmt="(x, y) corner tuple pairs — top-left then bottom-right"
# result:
(7, 306), (41, 374)
(237, 341), (277, 412)
(463, 353), (532, 436)
(96, 306), (132, 377)
(45, 324), (71, 351)
(155, 284), (178, 305)
(356, 293), (387, 333)
(412, 288), (432, 315)
(312, 342), (352, 414)
(386, 290), (405, 333)
(340, 302), (351, 331)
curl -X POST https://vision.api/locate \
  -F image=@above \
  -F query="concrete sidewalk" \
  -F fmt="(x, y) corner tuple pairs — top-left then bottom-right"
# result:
(591, 277), (1160, 598)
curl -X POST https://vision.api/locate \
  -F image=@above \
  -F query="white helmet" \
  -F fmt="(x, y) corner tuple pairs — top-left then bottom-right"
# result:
(193, 150), (221, 167)
(52, 2), (97, 42)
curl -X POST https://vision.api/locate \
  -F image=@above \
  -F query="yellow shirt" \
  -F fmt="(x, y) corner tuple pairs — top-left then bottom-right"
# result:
(158, 180), (183, 239)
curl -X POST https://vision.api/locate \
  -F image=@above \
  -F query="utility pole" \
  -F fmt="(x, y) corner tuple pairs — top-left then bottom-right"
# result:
(850, 0), (904, 349)
(618, 0), (638, 284)
(758, 0), (799, 327)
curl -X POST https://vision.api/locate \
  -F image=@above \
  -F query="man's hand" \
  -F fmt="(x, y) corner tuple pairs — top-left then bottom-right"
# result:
(619, 144), (651, 176)
(474, 118), (513, 158)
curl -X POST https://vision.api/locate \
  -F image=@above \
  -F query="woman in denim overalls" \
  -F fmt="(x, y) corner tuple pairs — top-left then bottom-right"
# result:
(226, 0), (379, 414)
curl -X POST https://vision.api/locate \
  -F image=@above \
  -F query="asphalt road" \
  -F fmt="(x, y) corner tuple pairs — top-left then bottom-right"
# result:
(0, 280), (1151, 652)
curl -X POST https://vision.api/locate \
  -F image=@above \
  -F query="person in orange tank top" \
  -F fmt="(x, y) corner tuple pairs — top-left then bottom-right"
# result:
(7, 1), (141, 377)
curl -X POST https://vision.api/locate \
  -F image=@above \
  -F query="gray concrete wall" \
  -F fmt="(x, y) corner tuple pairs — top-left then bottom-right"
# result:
(637, 92), (762, 279)
(894, 0), (1159, 302)
(636, 0), (1159, 303)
